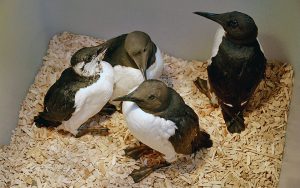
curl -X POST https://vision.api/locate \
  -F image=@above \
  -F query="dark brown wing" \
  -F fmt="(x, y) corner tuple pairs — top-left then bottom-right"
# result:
(167, 105), (200, 155)
(156, 89), (206, 155)
(42, 68), (78, 122)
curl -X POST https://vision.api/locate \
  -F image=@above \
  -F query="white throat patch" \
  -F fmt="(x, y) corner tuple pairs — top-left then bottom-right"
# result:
(73, 58), (102, 77)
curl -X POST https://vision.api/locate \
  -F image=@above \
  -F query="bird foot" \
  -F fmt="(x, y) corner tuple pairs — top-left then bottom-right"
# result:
(194, 77), (209, 97)
(130, 162), (171, 183)
(124, 145), (153, 160)
(226, 120), (245, 134)
(194, 78), (219, 107)
(75, 123), (109, 138)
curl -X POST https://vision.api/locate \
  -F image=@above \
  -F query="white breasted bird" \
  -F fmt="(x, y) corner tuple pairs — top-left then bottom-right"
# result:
(34, 45), (114, 137)
(193, 11), (266, 133)
(114, 80), (212, 182)
(100, 31), (164, 109)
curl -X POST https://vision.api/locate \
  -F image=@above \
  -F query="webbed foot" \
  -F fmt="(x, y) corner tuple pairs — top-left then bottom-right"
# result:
(75, 123), (109, 138)
(130, 162), (171, 183)
(124, 145), (153, 160)
(194, 78), (219, 107)
(194, 77), (209, 97)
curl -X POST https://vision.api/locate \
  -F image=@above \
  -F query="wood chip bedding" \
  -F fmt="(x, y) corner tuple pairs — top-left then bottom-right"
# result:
(0, 32), (294, 188)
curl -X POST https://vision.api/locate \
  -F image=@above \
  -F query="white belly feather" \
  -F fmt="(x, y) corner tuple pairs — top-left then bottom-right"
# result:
(110, 48), (164, 106)
(59, 61), (114, 135)
(109, 66), (144, 106)
(122, 101), (178, 162)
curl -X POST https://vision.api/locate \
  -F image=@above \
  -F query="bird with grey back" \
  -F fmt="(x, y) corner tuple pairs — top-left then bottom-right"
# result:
(114, 80), (212, 182)
(34, 45), (114, 137)
(97, 31), (164, 113)
(193, 11), (266, 133)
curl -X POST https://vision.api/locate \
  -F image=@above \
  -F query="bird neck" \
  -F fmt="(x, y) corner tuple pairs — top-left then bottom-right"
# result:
(152, 89), (184, 118)
(146, 42), (157, 69)
(225, 33), (258, 46)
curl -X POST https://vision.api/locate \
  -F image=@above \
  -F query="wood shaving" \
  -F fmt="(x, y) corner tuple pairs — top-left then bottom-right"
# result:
(0, 32), (294, 187)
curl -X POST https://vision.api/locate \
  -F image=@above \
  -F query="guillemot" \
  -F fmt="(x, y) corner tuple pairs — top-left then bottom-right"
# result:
(100, 31), (164, 109)
(34, 45), (114, 137)
(114, 80), (212, 182)
(193, 11), (266, 133)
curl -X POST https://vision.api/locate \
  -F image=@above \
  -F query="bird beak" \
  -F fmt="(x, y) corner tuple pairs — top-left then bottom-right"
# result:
(141, 67), (147, 80)
(98, 49), (107, 60)
(113, 93), (142, 103)
(193, 12), (223, 25)
(95, 43), (108, 58)
(132, 55), (148, 80)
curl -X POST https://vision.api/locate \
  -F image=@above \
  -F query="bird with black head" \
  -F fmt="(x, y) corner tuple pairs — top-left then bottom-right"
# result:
(114, 80), (212, 182)
(96, 31), (164, 113)
(193, 11), (266, 133)
(34, 45), (114, 137)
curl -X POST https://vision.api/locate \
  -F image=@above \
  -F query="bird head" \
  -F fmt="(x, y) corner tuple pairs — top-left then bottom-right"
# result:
(114, 79), (170, 113)
(71, 45), (106, 77)
(124, 31), (155, 80)
(194, 11), (258, 44)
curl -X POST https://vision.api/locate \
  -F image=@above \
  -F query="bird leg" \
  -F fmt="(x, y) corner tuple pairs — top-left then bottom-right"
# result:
(194, 78), (218, 107)
(124, 145), (153, 160)
(75, 123), (109, 137)
(130, 161), (171, 183)
(98, 103), (118, 116)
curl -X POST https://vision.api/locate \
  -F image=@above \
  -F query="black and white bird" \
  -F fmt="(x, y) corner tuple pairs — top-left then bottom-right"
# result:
(114, 80), (212, 182)
(34, 45), (114, 137)
(193, 11), (266, 133)
(101, 31), (164, 108)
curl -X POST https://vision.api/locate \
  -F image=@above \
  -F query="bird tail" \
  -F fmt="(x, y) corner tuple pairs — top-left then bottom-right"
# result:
(220, 105), (245, 133)
(192, 131), (213, 152)
(34, 113), (61, 128)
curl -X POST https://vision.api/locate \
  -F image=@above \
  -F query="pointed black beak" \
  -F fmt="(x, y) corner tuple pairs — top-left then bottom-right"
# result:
(113, 94), (141, 103)
(193, 12), (222, 25)
(132, 56), (148, 80)
(141, 68), (147, 80)
(95, 43), (108, 56)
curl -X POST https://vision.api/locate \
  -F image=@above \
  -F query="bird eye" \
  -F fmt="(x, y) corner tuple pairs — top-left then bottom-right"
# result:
(228, 19), (239, 28)
(143, 47), (147, 52)
(148, 95), (155, 100)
